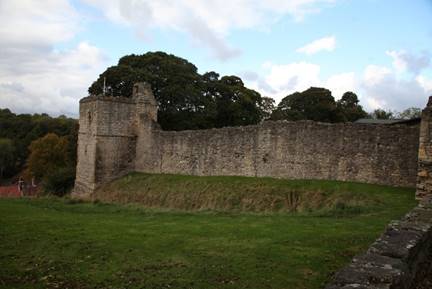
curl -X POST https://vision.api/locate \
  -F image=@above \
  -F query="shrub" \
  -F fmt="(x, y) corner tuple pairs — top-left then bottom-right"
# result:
(42, 167), (76, 197)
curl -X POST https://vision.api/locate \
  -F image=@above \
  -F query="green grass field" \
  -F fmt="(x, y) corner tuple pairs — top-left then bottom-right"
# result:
(0, 174), (417, 289)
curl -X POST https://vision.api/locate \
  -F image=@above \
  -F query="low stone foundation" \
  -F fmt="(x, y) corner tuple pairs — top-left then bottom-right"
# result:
(325, 204), (432, 289)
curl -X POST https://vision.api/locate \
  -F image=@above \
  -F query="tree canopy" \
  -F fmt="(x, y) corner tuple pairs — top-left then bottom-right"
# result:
(336, 92), (368, 122)
(88, 52), (266, 130)
(270, 87), (367, 123)
(26, 133), (70, 180)
(270, 87), (335, 122)
(367, 107), (421, 120)
(25, 133), (76, 195)
(396, 107), (421, 119)
(369, 109), (394, 120)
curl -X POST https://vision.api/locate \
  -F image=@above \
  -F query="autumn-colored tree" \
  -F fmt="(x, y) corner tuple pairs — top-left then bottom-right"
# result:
(25, 133), (75, 195)
(26, 133), (70, 180)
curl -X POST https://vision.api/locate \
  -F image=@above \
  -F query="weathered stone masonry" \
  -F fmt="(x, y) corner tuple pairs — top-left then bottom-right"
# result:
(416, 97), (432, 201)
(325, 97), (432, 289)
(73, 83), (420, 197)
(155, 121), (418, 186)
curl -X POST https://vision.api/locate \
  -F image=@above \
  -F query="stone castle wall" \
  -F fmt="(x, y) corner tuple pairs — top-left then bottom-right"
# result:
(150, 121), (419, 187)
(73, 83), (421, 197)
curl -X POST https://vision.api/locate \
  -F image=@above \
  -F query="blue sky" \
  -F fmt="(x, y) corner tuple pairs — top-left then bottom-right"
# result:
(0, 0), (431, 116)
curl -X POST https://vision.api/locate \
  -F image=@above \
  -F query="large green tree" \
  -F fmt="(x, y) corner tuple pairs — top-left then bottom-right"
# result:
(336, 92), (368, 122)
(88, 52), (265, 130)
(270, 88), (368, 123)
(213, 76), (263, 127)
(270, 87), (343, 122)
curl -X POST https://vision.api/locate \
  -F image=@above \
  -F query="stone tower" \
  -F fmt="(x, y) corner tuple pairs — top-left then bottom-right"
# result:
(133, 82), (157, 122)
(416, 96), (432, 202)
(133, 82), (161, 174)
(73, 82), (158, 198)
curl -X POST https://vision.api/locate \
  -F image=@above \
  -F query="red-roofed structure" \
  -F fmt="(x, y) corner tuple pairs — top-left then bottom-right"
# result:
(0, 185), (20, 198)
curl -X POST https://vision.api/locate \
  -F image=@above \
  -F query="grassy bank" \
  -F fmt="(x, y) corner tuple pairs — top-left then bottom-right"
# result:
(95, 173), (413, 214)
(0, 175), (416, 289)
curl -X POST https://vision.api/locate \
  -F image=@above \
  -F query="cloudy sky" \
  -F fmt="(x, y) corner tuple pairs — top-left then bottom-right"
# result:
(1, 0), (432, 117)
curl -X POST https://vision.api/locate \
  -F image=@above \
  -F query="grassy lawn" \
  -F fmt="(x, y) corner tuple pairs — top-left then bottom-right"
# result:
(0, 175), (417, 289)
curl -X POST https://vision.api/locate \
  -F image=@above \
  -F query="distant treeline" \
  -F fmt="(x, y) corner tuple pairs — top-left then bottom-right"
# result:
(0, 108), (77, 181)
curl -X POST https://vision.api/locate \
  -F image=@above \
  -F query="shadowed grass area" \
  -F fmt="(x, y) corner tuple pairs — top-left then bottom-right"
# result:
(0, 174), (416, 289)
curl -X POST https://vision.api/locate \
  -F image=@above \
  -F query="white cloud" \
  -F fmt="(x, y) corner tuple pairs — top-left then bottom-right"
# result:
(360, 65), (427, 111)
(261, 0), (337, 22)
(325, 72), (356, 99)
(386, 50), (431, 74)
(82, 0), (336, 60)
(0, 0), (107, 117)
(416, 75), (432, 93)
(244, 62), (358, 104)
(259, 62), (321, 101)
(0, 0), (78, 48)
(244, 61), (351, 104)
(296, 36), (336, 55)
(363, 65), (392, 86)
(265, 62), (321, 90)
(244, 58), (430, 112)
(361, 61), (431, 110)
(0, 42), (106, 116)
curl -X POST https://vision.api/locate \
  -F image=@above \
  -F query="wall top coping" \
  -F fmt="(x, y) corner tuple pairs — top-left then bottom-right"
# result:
(155, 119), (420, 136)
(80, 95), (136, 104)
